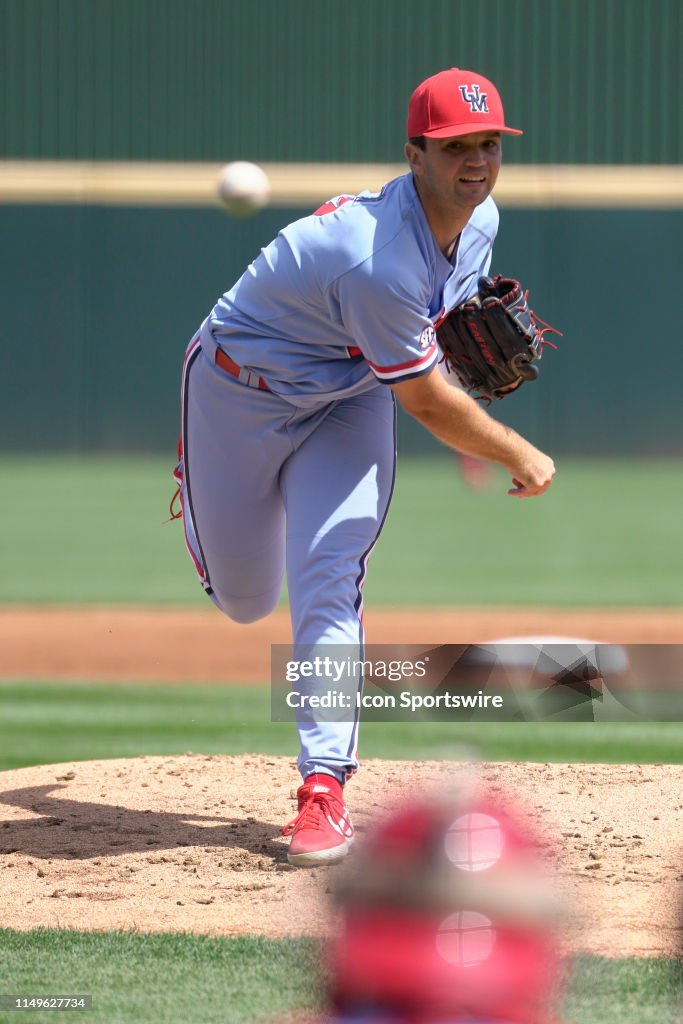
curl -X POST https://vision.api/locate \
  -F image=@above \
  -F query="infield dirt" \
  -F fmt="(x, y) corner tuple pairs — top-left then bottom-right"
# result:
(0, 754), (680, 959)
(2, 605), (683, 682)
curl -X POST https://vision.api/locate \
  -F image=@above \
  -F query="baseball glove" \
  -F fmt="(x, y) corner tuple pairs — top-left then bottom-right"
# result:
(436, 275), (560, 403)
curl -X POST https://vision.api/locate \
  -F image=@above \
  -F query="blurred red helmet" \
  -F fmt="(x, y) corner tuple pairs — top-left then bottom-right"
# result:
(328, 789), (565, 1023)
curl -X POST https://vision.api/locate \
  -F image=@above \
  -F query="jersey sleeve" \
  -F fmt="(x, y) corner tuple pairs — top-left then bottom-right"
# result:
(331, 261), (439, 384)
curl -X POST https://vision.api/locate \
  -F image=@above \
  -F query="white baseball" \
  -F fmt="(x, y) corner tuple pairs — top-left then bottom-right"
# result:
(217, 161), (271, 216)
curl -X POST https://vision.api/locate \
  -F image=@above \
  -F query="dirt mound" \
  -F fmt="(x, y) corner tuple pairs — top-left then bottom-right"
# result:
(0, 754), (680, 958)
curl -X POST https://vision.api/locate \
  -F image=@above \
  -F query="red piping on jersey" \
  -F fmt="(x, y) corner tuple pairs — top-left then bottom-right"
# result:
(366, 342), (438, 375)
(178, 485), (206, 581)
(313, 195), (355, 216)
(166, 344), (200, 526)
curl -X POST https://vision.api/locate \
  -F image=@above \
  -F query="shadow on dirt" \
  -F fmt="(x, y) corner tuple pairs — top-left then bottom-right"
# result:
(0, 784), (288, 862)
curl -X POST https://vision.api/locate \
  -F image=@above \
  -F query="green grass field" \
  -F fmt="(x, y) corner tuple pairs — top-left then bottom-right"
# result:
(0, 931), (679, 1024)
(3, 454), (683, 605)
(0, 682), (682, 773)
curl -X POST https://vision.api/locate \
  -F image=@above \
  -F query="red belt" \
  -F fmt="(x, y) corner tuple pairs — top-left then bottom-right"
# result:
(215, 347), (271, 392)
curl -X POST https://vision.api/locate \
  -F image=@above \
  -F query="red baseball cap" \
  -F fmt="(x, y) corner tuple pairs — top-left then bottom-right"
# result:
(408, 67), (523, 139)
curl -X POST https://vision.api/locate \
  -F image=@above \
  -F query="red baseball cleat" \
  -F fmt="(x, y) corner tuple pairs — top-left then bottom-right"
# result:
(282, 774), (354, 867)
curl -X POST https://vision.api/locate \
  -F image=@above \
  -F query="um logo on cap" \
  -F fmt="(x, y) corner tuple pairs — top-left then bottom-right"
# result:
(459, 84), (489, 113)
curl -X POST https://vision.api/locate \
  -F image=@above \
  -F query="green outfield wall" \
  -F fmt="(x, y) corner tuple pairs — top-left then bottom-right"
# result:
(1, 0), (681, 164)
(3, 202), (680, 456)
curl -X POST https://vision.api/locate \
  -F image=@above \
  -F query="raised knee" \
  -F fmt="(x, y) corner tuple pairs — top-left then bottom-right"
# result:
(209, 588), (280, 624)
(223, 605), (271, 625)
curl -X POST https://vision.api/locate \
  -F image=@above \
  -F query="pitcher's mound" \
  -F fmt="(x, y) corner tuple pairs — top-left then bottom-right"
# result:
(0, 754), (680, 958)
